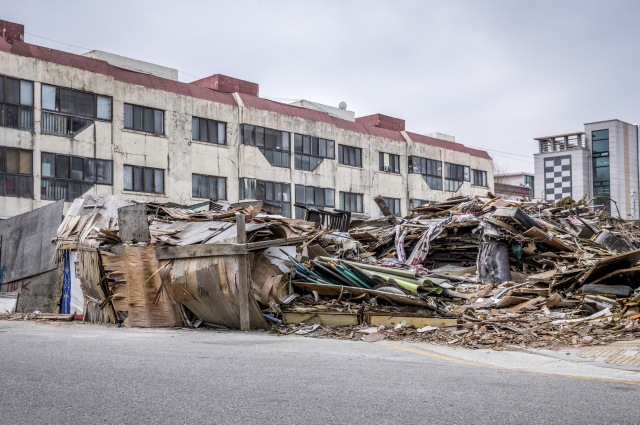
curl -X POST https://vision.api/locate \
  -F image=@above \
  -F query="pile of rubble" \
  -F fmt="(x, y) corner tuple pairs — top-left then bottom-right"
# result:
(5, 191), (640, 353)
(270, 195), (640, 351)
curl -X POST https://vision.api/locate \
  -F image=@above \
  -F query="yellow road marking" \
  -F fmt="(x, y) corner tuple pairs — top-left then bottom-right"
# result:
(376, 341), (640, 386)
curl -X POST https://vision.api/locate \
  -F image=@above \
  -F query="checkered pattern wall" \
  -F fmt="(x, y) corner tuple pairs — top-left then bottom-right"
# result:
(544, 156), (572, 200)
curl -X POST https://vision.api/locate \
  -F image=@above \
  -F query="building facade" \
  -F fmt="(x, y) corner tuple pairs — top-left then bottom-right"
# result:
(494, 172), (535, 200)
(0, 20), (493, 219)
(533, 120), (639, 219)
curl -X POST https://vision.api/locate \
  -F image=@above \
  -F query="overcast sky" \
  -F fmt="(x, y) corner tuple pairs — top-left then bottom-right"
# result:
(4, 1), (639, 172)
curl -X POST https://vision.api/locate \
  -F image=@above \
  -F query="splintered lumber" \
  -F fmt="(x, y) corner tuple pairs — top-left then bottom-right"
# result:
(236, 213), (250, 331)
(508, 296), (546, 313)
(374, 195), (393, 216)
(523, 227), (574, 252)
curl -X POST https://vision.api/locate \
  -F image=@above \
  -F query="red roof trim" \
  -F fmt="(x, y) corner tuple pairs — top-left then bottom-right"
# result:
(0, 39), (490, 160)
(0, 38), (237, 106)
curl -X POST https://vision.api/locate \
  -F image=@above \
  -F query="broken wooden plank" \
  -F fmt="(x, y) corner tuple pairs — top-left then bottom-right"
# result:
(508, 296), (546, 313)
(374, 195), (393, 216)
(245, 236), (308, 251)
(156, 244), (247, 260)
(237, 213), (250, 332)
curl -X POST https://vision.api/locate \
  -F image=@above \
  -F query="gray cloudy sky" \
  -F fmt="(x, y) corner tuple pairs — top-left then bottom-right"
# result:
(5, 0), (639, 172)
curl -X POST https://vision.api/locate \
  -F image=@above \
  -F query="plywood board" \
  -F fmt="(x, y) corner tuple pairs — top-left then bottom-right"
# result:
(283, 312), (359, 326)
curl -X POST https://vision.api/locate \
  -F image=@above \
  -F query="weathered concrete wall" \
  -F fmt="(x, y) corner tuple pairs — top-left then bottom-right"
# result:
(0, 49), (493, 219)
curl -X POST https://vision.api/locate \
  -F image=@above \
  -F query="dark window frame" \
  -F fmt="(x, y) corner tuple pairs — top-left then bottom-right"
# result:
(294, 184), (335, 219)
(0, 75), (34, 131)
(408, 156), (443, 190)
(379, 152), (400, 173)
(592, 129), (610, 211)
(339, 191), (364, 213)
(123, 165), (165, 194)
(0, 146), (33, 199)
(471, 169), (487, 187)
(123, 103), (164, 135)
(192, 173), (227, 200)
(192, 117), (227, 145)
(380, 197), (401, 215)
(444, 162), (470, 192)
(40, 152), (112, 202)
(294, 133), (335, 171)
(239, 177), (291, 218)
(241, 124), (291, 168)
(41, 84), (113, 122)
(338, 145), (362, 168)
(410, 199), (433, 209)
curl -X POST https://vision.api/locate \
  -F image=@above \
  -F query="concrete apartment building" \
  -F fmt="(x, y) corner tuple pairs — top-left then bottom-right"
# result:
(533, 120), (639, 219)
(0, 19), (493, 219)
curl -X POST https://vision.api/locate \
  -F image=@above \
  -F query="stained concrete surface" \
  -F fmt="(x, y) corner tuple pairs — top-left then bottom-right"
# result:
(1, 321), (639, 424)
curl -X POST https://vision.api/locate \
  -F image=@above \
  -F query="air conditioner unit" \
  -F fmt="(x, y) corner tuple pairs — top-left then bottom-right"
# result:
(383, 166), (390, 172)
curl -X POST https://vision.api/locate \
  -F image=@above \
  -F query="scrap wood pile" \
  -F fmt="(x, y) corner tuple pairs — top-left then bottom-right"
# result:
(42, 191), (640, 352)
(51, 194), (319, 328)
(266, 195), (640, 351)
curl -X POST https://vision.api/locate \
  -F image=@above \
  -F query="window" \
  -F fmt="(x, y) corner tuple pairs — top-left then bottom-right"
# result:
(239, 178), (291, 217)
(409, 156), (442, 190)
(524, 175), (534, 189)
(0, 76), (34, 130)
(294, 133), (335, 171)
(123, 104), (164, 135)
(192, 174), (226, 200)
(444, 163), (470, 192)
(241, 124), (290, 168)
(41, 85), (111, 136)
(339, 192), (363, 213)
(41, 153), (112, 202)
(592, 129), (610, 212)
(338, 145), (362, 167)
(123, 165), (164, 194)
(294, 185), (335, 219)
(471, 169), (487, 187)
(379, 153), (400, 173)
(192, 117), (227, 145)
(410, 199), (432, 209)
(0, 147), (33, 198)
(380, 197), (401, 215)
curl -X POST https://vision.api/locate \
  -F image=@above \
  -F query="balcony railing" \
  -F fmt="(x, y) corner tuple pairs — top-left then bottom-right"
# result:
(42, 111), (93, 137)
(539, 134), (586, 153)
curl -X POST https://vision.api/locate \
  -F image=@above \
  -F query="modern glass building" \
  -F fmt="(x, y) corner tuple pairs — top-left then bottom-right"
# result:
(533, 120), (639, 219)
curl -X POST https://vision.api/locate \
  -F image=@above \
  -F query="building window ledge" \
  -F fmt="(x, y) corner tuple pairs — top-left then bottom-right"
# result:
(189, 140), (230, 149)
(337, 164), (363, 170)
(121, 190), (168, 199)
(121, 128), (168, 139)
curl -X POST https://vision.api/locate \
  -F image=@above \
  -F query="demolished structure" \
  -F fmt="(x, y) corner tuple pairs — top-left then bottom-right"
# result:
(4, 191), (640, 354)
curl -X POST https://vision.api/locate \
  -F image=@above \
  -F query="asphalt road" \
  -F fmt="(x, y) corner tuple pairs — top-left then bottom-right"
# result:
(1, 321), (639, 424)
